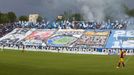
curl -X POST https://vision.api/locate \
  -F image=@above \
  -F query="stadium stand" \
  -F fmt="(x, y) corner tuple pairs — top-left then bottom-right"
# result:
(0, 20), (134, 55)
(0, 20), (130, 37)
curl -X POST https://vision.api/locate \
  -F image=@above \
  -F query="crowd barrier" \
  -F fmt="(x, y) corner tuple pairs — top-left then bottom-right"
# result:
(0, 45), (134, 55)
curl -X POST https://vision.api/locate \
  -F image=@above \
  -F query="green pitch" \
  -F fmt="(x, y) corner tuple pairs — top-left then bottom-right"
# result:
(53, 36), (75, 44)
(0, 49), (133, 75)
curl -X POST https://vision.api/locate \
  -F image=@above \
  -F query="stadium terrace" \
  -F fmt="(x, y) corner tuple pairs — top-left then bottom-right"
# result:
(0, 20), (134, 55)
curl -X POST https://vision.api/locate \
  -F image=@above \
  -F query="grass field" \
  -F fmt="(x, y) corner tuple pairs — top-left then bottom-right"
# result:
(53, 36), (74, 44)
(0, 49), (133, 75)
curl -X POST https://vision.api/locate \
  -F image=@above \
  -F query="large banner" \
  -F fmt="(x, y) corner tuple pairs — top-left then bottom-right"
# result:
(106, 30), (134, 48)
(74, 30), (109, 48)
(47, 29), (84, 47)
(0, 28), (32, 44)
(53, 29), (85, 37)
(23, 29), (55, 46)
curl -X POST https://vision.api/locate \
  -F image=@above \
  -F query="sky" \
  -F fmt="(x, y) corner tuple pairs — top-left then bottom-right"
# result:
(0, 0), (134, 20)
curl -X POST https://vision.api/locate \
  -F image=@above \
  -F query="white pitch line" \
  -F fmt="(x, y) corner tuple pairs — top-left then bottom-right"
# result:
(125, 55), (133, 64)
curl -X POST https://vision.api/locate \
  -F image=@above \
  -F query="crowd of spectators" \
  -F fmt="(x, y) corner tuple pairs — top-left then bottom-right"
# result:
(15, 20), (128, 30)
(0, 23), (17, 37)
(0, 19), (131, 37)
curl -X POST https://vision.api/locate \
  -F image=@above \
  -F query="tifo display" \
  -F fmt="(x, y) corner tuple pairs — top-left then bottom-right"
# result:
(0, 28), (134, 49)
